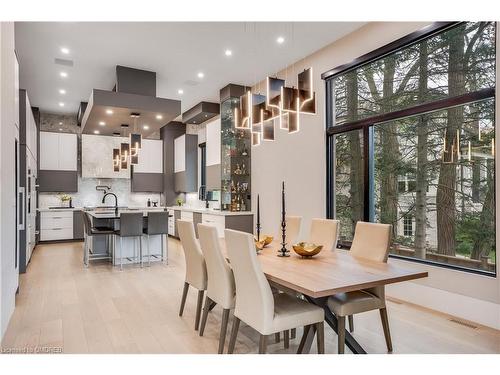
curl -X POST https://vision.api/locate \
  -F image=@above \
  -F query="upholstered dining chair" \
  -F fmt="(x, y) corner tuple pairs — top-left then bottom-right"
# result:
(177, 219), (207, 331)
(327, 221), (393, 354)
(309, 218), (340, 252)
(225, 229), (325, 354)
(285, 215), (302, 247)
(197, 224), (235, 354)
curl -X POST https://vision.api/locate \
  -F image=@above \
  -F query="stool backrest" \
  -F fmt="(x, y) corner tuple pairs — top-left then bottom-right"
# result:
(147, 211), (169, 235)
(119, 212), (143, 237)
(82, 212), (92, 236)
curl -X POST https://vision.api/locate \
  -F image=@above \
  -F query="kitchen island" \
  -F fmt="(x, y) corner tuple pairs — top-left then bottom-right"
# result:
(87, 207), (169, 266)
(166, 206), (253, 238)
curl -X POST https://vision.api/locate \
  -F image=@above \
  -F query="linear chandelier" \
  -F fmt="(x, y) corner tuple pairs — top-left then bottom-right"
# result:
(234, 67), (316, 146)
(113, 113), (143, 172)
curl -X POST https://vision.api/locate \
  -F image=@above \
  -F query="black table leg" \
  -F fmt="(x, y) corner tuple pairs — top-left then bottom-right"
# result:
(304, 296), (366, 354)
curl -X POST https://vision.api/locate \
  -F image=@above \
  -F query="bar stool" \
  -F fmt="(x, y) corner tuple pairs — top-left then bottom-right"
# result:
(82, 212), (115, 267)
(114, 212), (144, 270)
(143, 211), (169, 266)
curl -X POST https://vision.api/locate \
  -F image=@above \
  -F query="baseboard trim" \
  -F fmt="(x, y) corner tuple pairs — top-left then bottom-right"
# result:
(387, 281), (500, 330)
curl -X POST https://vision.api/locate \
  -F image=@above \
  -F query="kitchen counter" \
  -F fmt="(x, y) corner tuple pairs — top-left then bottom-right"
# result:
(87, 207), (168, 219)
(38, 206), (167, 213)
(166, 206), (253, 216)
(37, 207), (84, 212)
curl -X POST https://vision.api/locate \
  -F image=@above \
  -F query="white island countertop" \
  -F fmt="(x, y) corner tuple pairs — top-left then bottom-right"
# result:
(166, 206), (253, 216)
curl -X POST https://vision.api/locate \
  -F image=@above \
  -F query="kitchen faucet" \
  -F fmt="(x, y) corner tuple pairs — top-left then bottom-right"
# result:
(102, 192), (119, 215)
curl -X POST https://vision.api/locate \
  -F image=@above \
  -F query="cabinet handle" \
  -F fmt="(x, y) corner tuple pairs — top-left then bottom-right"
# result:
(52, 228), (62, 230)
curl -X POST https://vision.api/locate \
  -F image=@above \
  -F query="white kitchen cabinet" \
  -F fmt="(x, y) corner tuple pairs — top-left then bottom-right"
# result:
(40, 131), (77, 171)
(180, 211), (194, 221)
(40, 211), (74, 241)
(174, 135), (186, 173)
(206, 118), (221, 166)
(202, 213), (225, 237)
(133, 139), (163, 173)
(24, 92), (37, 160)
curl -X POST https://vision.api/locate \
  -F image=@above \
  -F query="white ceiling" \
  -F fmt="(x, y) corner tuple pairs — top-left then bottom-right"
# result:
(14, 22), (364, 116)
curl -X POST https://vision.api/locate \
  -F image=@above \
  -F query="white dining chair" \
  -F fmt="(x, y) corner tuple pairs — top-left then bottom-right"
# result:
(309, 218), (340, 252)
(225, 229), (325, 354)
(197, 224), (235, 354)
(327, 221), (393, 354)
(177, 219), (207, 331)
(285, 215), (302, 247)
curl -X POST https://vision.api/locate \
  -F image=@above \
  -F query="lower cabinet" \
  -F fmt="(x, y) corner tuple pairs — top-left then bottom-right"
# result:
(202, 214), (226, 237)
(40, 210), (79, 241)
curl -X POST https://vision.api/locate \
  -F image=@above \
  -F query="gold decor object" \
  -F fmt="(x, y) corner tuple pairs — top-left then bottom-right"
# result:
(255, 235), (273, 252)
(292, 242), (323, 258)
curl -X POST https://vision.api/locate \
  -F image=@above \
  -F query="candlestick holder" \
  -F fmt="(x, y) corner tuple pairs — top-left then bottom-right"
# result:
(278, 216), (289, 257)
(256, 223), (261, 242)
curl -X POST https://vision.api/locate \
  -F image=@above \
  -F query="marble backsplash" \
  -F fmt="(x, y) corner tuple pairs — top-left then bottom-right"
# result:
(39, 177), (162, 209)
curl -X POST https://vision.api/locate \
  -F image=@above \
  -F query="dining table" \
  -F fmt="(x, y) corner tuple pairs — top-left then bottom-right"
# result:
(219, 240), (428, 354)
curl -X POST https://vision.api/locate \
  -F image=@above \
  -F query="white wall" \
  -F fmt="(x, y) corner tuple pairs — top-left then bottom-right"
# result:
(251, 22), (500, 329)
(0, 22), (19, 340)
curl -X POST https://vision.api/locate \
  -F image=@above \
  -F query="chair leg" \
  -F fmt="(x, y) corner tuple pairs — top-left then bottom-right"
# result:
(199, 296), (212, 337)
(194, 290), (204, 331)
(379, 308), (393, 352)
(348, 315), (354, 333)
(283, 330), (290, 349)
(227, 316), (240, 354)
(119, 236), (123, 271)
(218, 309), (230, 354)
(179, 282), (189, 316)
(274, 332), (280, 343)
(258, 334), (267, 354)
(316, 322), (324, 354)
(297, 325), (311, 354)
(337, 316), (346, 354)
(291, 328), (296, 339)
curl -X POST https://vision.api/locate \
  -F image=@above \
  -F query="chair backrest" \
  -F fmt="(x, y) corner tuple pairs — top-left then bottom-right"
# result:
(119, 212), (144, 237)
(198, 224), (235, 309)
(147, 211), (169, 235)
(224, 229), (274, 334)
(309, 218), (340, 251)
(285, 215), (302, 246)
(350, 221), (392, 263)
(82, 212), (92, 236)
(177, 219), (207, 290)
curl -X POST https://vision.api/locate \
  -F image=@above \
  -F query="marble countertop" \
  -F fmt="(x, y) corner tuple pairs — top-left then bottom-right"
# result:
(38, 207), (83, 212)
(166, 206), (253, 216)
(38, 206), (167, 213)
(87, 208), (169, 219)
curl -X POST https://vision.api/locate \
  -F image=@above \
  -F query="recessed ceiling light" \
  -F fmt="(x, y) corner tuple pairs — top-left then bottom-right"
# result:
(178, 89), (184, 95)
(106, 109), (113, 115)
(197, 72), (204, 79)
(224, 49), (232, 56)
(60, 71), (68, 78)
(59, 89), (66, 95)
(58, 102), (65, 107)
(59, 128), (63, 131)
(277, 36), (285, 44)
(60, 47), (70, 54)
(94, 130), (100, 134)
(156, 114), (163, 120)
(143, 125), (150, 130)
(59, 122), (63, 125)
(99, 121), (106, 126)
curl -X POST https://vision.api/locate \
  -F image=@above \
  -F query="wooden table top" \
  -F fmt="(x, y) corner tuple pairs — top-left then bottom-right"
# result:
(220, 240), (428, 298)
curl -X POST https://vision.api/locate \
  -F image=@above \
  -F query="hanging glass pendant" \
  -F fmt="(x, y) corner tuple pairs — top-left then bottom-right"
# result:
(113, 148), (121, 172)
(120, 143), (130, 169)
(130, 133), (142, 164)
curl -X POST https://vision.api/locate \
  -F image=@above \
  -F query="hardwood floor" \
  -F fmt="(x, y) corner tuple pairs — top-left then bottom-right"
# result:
(2, 239), (499, 354)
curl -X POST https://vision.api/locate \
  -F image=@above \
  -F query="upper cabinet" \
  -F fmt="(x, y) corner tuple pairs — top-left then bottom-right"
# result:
(40, 132), (77, 171)
(174, 134), (198, 192)
(134, 139), (163, 174)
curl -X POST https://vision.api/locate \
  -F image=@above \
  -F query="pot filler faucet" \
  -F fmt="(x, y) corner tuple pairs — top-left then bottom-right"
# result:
(102, 192), (119, 215)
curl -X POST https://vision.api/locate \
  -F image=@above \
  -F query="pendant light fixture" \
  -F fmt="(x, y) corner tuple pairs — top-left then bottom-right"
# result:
(130, 112), (142, 165)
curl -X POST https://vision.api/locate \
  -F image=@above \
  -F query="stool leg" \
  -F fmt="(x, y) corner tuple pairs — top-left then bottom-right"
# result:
(139, 236), (143, 268)
(148, 234), (151, 267)
(119, 236), (123, 271)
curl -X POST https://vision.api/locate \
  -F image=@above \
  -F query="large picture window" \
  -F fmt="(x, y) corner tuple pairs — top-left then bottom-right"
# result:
(325, 22), (496, 275)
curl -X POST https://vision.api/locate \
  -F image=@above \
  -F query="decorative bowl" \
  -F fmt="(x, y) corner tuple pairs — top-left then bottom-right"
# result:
(254, 235), (273, 249)
(292, 242), (323, 258)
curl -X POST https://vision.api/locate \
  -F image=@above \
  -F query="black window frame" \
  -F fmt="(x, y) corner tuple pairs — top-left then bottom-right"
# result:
(324, 21), (497, 277)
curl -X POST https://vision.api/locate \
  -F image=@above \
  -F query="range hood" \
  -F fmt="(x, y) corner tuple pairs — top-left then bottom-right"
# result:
(81, 65), (181, 137)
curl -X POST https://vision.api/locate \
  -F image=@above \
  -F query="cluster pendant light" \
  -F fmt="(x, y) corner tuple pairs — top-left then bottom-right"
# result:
(234, 67), (316, 146)
(112, 113), (143, 172)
